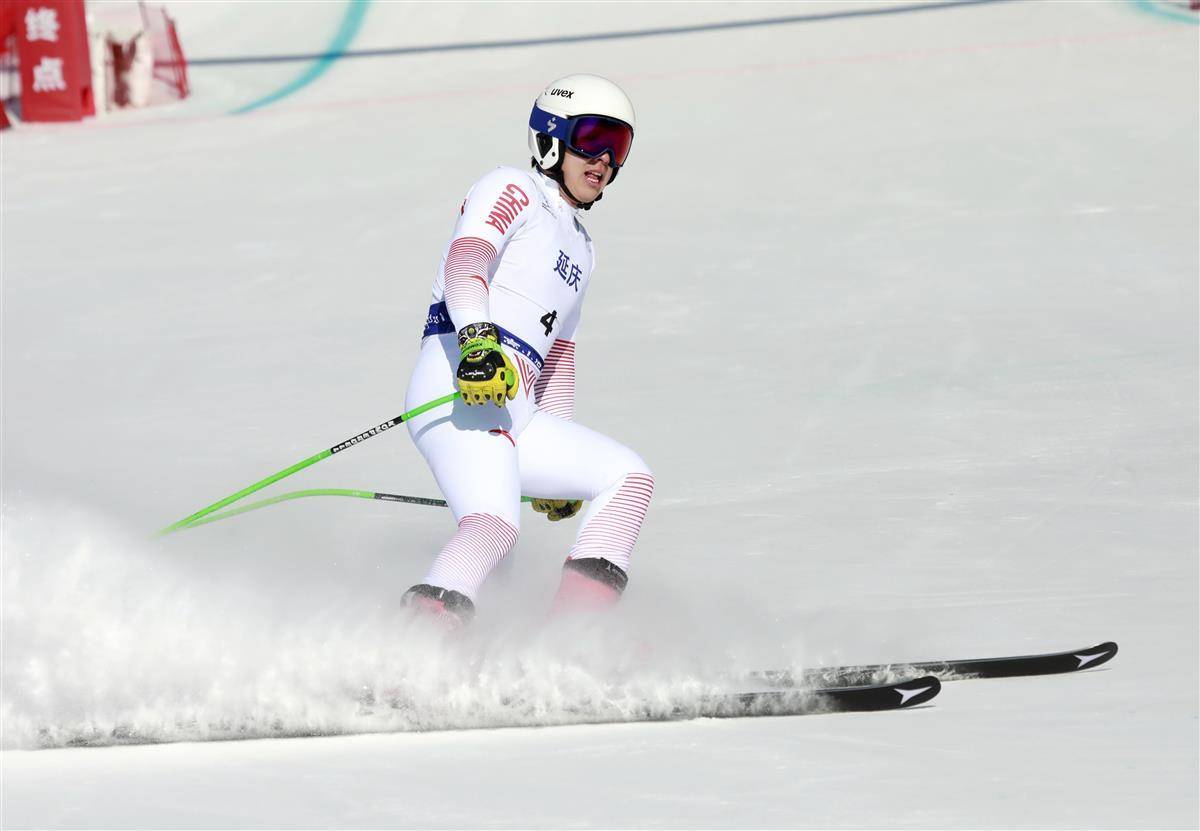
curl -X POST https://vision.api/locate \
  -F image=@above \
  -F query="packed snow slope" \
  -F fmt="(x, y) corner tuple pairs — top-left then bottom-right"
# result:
(3, 1), (1197, 827)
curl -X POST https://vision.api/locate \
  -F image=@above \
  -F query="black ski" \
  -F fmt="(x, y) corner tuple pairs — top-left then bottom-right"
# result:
(750, 641), (1118, 689)
(687, 675), (942, 718)
(363, 676), (943, 730)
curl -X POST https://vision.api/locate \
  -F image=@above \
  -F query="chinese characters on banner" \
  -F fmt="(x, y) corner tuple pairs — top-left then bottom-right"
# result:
(14, 0), (93, 122)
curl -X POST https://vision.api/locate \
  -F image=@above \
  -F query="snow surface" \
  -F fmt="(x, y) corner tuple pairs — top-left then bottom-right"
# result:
(2, 0), (1198, 827)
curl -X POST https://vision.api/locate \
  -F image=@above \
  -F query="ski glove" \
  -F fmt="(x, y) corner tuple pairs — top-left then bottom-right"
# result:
(456, 322), (519, 407)
(531, 498), (583, 522)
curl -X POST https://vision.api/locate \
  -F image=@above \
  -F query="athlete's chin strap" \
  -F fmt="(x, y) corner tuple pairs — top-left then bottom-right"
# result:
(560, 171), (601, 211)
(531, 157), (614, 211)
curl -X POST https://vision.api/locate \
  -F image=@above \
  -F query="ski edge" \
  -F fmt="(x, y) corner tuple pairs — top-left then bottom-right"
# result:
(692, 675), (942, 718)
(750, 641), (1119, 688)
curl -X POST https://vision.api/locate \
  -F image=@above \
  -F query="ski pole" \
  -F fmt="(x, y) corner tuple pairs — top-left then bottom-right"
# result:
(175, 489), (535, 531)
(156, 391), (460, 536)
(181, 489), (446, 529)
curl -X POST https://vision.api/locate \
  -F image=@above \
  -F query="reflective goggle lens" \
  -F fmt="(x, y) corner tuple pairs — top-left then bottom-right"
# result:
(568, 116), (633, 167)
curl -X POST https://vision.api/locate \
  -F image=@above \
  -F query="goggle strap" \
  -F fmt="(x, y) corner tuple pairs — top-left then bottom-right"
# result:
(529, 104), (571, 141)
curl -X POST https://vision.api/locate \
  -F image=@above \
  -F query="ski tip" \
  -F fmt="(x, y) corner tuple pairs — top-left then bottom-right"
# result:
(1074, 641), (1118, 671)
(893, 675), (941, 708)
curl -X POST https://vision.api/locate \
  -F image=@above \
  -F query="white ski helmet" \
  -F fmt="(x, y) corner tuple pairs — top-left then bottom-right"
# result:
(528, 74), (636, 189)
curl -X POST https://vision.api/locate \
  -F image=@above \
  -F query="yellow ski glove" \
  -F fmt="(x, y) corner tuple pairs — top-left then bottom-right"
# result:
(456, 322), (519, 407)
(531, 499), (583, 522)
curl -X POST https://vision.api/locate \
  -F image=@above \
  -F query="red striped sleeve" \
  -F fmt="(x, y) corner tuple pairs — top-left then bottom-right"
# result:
(534, 338), (576, 420)
(443, 236), (497, 327)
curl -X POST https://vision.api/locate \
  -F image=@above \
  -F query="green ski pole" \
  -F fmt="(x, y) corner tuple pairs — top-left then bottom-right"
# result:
(157, 391), (460, 536)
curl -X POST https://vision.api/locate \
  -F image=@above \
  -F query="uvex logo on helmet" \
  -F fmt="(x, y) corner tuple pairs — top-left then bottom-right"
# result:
(549, 88), (574, 98)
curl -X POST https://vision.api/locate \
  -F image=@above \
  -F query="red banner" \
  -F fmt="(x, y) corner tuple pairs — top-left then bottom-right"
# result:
(14, 0), (93, 122)
(1, 3), (17, 40)
(0, 4), (12, 129)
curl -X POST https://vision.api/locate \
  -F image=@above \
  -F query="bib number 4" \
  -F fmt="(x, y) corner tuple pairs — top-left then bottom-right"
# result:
(540, 310), (558, 336)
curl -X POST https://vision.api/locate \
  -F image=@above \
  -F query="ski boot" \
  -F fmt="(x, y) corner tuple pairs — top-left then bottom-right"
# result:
(549, 557), (628, 616)
(401, 583), (475, 630)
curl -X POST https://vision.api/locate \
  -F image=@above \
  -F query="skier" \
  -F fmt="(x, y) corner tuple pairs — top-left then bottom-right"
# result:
(401, 74), (654, 627)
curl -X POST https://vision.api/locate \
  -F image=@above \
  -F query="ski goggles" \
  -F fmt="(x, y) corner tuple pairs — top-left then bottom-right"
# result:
(530, 104), (634, 167)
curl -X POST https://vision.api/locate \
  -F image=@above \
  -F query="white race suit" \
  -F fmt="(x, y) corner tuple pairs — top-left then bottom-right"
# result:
(404, 167), (654, 601)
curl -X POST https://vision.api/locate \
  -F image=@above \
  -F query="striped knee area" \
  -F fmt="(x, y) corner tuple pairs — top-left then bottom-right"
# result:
(568, 472), (655, 572)
(424, 513), (519, 599)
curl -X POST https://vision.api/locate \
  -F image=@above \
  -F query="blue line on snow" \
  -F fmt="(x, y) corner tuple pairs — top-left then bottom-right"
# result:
(197, 0), (1014, 68)
(231, 0), (371, 114)
(1129, 0), (1200, 24)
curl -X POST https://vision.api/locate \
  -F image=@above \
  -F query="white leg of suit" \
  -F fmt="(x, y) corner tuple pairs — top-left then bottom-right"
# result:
(405, 335), (652, 598)
(517, 411), (653, 572)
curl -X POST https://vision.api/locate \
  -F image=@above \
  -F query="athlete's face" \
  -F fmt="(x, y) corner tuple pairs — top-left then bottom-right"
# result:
(560, 149), (613, 206)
